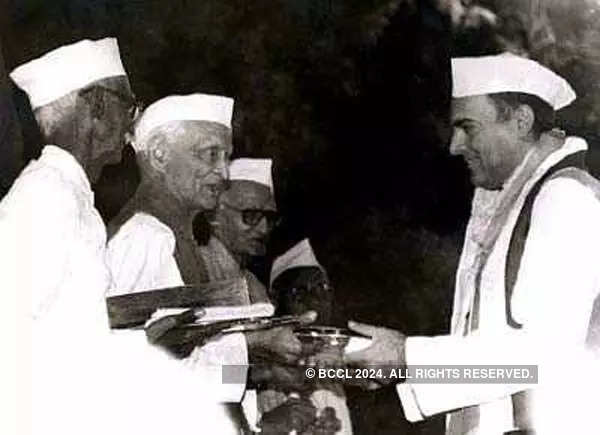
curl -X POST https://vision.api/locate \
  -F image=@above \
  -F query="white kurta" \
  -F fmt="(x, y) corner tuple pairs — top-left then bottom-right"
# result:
(0, 146), (242, 434)
(397, 137), (600, 434)
(106, 212), (252, 401)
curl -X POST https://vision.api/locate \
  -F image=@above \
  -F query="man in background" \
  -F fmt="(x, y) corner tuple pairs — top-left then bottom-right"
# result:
(198, 157), (278, 303)
(271, 238), (335, 324)
(107, 95), (314, 432)
(258, 239), (351, 434)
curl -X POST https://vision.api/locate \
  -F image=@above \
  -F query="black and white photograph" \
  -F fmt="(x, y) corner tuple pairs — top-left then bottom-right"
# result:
(1, 1), (600, 434)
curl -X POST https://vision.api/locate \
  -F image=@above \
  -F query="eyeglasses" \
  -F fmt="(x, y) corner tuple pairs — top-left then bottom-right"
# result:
(128, 100), (144, 123)
(196, 147), (230, 166)
(221, 203), (281, 228)
(80, 85), (143, 123)
(105, 88), (143, 124)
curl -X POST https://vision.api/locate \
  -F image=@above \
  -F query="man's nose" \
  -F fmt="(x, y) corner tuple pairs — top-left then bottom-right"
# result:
(254, 216), (269, 235)
(449, 129), (467, 156)
(214, 155), (229, 180)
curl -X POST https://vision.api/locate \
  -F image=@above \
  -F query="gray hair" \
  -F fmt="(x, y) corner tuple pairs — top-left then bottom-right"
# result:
(135, 121), (188, 158)
(34, 91), (78, 140)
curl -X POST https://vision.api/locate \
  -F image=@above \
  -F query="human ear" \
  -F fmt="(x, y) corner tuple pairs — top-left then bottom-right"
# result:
(147, 140), (169, 172)
(515, 104), (535, 138)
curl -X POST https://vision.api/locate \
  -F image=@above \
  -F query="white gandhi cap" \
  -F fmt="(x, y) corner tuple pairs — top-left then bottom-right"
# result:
(229, 158), (273, 193)
(133, 94), (234, 150)
(10, 38), (127, 110)
(270, 239), (324, 287)
(451, 52), (576, 110)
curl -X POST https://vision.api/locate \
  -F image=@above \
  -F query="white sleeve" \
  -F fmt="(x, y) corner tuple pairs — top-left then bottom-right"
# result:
(183, 333), (249, 403)
(106, 214), (183, 294)
(0, 172), (78, 434)
(511, 178), (600, 345)
(0, 172), (78, 317)
(397, 178), (600, 420)
(396, 331), (534, 421)
(107, 215), (249, 402)
(86, 330), (248, 434)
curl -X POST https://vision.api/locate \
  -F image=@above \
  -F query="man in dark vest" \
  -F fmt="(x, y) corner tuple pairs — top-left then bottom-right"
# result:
(342, 53), (600, 434)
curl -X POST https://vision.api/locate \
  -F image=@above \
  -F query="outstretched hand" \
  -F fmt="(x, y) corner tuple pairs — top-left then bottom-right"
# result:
(247, 311), (317, 365)
(343, 320), (407, 387)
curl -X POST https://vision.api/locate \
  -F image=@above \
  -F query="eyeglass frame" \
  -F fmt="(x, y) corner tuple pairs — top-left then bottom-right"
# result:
(220, 202), (281, 229)
(79, 85), (144, 126)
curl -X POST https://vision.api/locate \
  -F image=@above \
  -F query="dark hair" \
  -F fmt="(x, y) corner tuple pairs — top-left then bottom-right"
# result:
(487, 92), (555, 139)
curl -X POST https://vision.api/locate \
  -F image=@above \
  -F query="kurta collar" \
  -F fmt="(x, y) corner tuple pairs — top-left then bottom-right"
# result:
(131, 182), (193, 238)
(40, 145), (92, 196)
(470, 136), (588, 228)
(209, 236), (240, 269)
(503, 135), (587, 192)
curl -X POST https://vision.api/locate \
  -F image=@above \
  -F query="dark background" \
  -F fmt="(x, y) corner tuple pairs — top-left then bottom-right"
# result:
(2, 1), (599, 433)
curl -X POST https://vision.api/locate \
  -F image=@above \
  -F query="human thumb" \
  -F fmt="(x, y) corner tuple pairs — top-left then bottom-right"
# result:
(347, 320), (378, 337)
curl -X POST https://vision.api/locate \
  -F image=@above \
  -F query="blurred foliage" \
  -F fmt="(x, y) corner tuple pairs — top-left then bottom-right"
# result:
(449, 0), (600, 137)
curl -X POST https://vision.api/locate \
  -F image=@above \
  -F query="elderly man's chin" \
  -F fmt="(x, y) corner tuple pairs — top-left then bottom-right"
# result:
(194, 185), (221, 210)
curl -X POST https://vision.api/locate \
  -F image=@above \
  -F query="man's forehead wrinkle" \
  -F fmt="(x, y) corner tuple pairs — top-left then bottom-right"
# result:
(176, 126), (228, 152)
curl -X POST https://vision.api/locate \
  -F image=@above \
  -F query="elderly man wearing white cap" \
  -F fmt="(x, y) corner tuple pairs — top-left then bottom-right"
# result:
(106, 95), (314, 432)
(343, 53), (600, 434)
(107, 93), (235, 286)
(0, 39), (248, 435)
(196, 158), (278, 303)
(0, 37), (136, 431)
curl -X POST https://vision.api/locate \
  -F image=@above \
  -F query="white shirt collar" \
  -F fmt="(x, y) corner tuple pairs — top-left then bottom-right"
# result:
(468, 136), (588, 242)
(509, 135), (587, 190)
(40, 145), (92, 195)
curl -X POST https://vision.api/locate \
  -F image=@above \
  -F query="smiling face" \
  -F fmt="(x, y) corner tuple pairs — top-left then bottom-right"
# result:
(158, 120), (232, 210)
(450, 95), (528, 190)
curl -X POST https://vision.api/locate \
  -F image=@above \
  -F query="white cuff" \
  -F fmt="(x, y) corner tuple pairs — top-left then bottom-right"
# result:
(396, 383), (425, 422)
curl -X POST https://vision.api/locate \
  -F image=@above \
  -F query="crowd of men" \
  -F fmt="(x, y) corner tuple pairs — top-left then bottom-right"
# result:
(2, 35), (600, 435)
